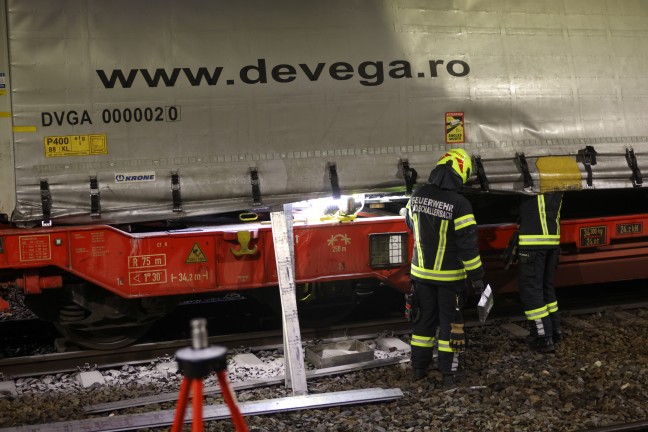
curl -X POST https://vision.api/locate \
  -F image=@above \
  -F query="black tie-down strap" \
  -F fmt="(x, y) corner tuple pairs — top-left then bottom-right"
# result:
(625, 147), (643, 187)
(327, 163), (341, 199)
(40, 179), (52, 226)
(90, 176), (101, 217)
(473, 156), (489, 192)
(171, 172), (182, 212)
(516, 152), (533, 190)
(249, 168), (262, 206)
(399, 160), (418, 195)
(577, 146), (598, 188)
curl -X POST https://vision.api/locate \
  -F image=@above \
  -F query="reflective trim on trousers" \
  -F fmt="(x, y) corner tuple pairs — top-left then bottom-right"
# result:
(533, 318), (548, 337)
(437, 339), (453, 353)
(411, 334), (435, 348)
(525, 305), (549, 320)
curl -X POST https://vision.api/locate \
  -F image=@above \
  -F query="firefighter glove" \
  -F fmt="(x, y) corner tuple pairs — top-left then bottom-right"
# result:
(471, 279), (485, 296)
(404, 290), (420, 323)
(450, 322), (466, 352)
(502, 229), (519, 269)
(450, 294), (466, 351)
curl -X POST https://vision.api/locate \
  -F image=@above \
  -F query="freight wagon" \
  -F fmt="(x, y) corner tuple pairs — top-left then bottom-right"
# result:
(2, 0), (648, 349)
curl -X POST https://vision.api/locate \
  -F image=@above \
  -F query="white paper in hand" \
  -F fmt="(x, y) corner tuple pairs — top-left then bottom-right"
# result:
(477, 284), (494, 323)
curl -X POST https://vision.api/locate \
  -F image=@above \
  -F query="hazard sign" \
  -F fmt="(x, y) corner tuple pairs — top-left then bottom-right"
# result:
(445, 112), (465, 144)
(186, 243), (208, 263)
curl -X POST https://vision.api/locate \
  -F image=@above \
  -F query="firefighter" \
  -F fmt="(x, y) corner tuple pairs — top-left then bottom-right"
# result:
(517, 192), (563, 353)
(404, 148), (485, 386)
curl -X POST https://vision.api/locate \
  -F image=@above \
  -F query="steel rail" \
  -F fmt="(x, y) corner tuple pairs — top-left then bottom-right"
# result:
(0, 317), (412, 378)
(2, 298), (647, 378)
(576, 420), (648, 432)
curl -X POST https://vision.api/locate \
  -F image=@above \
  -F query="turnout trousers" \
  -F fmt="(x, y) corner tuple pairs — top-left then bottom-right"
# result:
(517, 248), (561, 339)
(410, 279), (464, 375)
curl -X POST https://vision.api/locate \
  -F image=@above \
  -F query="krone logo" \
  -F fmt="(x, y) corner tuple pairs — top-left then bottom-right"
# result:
(115, 171), (157, 183)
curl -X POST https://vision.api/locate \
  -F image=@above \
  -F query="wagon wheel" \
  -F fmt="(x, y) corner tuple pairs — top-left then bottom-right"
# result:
(26, 282), (178, 350)
(53, 322), (154, 350)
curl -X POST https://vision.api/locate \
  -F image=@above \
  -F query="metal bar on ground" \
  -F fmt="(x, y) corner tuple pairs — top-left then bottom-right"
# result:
(84, 357), (408, 413)
(1, 388), (404, 432)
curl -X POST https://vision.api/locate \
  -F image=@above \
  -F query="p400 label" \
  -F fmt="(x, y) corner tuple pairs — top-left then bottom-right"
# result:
(44, 134), (108, 157)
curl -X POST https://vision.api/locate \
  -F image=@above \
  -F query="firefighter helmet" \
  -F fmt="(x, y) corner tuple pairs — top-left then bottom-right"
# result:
(436, 148), (472, 184)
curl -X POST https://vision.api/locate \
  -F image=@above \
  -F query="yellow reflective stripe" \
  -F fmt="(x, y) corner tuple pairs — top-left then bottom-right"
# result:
(527, 305), (548, 315)
(434, 219), (448, 271)
(525, 305), (549, 320)
(413, 213), (424, 267)
(454, 214), (476, 230)
(12, 126), (37, 133)
(519, 234), (560, 246)
(462, 255), (482, 271)
(437, 339), (453, 353)
(556, 199), (562, 235)
(411, 334), (435, 348)
(411, 264), (466, 281)
(547, 301), (558, 313)
(538, 195), (549, 235)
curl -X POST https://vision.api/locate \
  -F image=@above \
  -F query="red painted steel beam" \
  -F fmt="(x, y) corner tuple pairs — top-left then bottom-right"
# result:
(0, 212), (648, 298)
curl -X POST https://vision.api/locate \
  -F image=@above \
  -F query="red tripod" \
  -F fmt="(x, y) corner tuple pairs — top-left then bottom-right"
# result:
(172, 319), (249, 432)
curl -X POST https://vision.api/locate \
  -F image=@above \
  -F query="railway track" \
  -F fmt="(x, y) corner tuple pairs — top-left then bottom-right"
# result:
(579, 420), (648, 432)
(1, 299), (647, 431)
(0, 317), (412, 378)
(2, 296), (647, 378)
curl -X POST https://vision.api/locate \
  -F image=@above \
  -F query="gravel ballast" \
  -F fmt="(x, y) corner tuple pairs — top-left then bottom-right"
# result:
(1, 308), (647, 431)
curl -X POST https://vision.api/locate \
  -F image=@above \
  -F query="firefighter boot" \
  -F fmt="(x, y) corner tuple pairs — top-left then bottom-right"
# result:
(411, 368), (428, 382)
(553, 329), (563, 344)
(535, 336), (555, 354)
(442, 373), (459, 388)
(526, 324), (541, 350)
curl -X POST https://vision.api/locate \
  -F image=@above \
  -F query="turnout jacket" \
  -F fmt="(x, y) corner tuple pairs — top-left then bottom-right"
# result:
(518, 192), (563, 249)
(405, 166), (484, 284)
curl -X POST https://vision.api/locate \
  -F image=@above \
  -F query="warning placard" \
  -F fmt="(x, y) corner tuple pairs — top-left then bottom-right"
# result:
(445, 112), (465, 144)
(19, 234), (51, 262)
(186, 243), (208, 263)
